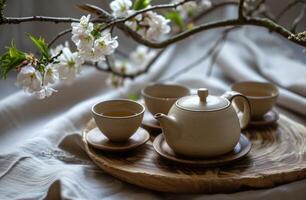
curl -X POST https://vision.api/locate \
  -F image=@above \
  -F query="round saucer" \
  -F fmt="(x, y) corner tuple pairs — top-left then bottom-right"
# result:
(137, 100), (162, 132)
(153, 134), (252, 167)
(86, 127), (150, 152)
(248, 110), (279, 127)
(142, 111), (162, 131)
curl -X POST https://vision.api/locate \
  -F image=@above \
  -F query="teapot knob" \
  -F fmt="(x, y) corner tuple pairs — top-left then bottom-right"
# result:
(197, 88), (208, 102)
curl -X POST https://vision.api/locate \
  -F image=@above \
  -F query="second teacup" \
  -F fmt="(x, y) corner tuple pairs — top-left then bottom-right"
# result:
(92, 99), (145, 142)
(232, 81), (279, 120)
(141, 84), (190, 115)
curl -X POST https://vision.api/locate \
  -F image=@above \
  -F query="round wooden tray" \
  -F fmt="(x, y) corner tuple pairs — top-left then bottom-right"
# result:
(82, 115), (306, 193)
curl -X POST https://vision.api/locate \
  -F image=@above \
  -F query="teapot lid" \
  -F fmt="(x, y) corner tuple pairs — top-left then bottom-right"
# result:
(176, 88), (229, 111)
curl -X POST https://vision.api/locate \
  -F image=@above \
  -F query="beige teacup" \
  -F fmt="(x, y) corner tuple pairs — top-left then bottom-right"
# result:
(232, 81), (279, 119)
(141, 84), (190, 115)
(92, 99), (145, 142)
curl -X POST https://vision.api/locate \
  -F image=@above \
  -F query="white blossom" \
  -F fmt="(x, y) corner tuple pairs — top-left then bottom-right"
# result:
(43, 64), (59, 86)
(35, 86), (57, 99)
(200, 0), (212, 10)
(141, 11), (171, 40)
(124, 14), (142, 30)
(71, 15), (93, 36)
(53, 46), (84, 82)
(110, 0), (133, 18)
(16, 65), (42, 93)
(172, 0), (198, 18)
(129, 45), (156, 65)
(71, 15), (94, 52)
(93, 31), (119, 58)
(243, 0), (261, 11)
(112, 60), (133, 74)
(50, 42), (68, 57)
(106, 74), (125, 88)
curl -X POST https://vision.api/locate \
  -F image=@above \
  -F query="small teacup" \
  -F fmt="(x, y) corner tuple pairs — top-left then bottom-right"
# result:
(232, 81), (279, 119)
(92, 99), (145, 142)
(141, 84), (190, 115)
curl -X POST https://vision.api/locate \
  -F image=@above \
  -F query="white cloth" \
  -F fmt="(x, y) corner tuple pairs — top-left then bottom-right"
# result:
(0, 27), (306, 200)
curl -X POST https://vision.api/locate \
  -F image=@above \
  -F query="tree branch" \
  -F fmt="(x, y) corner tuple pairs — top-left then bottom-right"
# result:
(238, 0), (246, 20)
(48, 28), (72, 48)
(160, 28), (236, 82)
(99, 0), (195, 30)
(0, 16), (79, 24)
(191, 0), (238, 22)
(117, 17), (306, 49)
(94, 49), (166, 79)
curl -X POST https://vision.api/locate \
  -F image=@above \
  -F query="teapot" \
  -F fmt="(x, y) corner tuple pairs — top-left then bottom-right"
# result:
(154, 88), (251, 158)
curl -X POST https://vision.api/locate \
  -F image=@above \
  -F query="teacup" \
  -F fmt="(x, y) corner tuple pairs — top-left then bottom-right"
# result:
(231, 81), (279, 120)
(141, 84), (190, 115)
(92, 99), (145, 142)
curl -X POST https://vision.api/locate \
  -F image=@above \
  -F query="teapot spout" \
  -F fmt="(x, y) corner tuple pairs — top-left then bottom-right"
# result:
(154, 113), (180, 141)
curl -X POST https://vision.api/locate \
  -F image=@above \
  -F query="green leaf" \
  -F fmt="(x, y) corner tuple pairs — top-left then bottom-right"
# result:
(28, 34), (51, 60)
(0, 42), (26, 79)
(165, 11), (185, 30)
(128, 94), (139, 101)
(133, 0), (150, 10)
(91, 24), (102, 39)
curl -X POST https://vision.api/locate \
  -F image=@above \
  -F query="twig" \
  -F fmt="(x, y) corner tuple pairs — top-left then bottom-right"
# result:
(94, 49), (166, 79)
(0, 16), (79, 24)
(99, 0), (194, 30)
(160, 28), (235, 82)
(291, 6), (306, 33)
(239, 0), (246, 20)
(246, 0), (265, 16)
(191, 0), (239, 22)
(48, 28), (72, 48)
(276, 0), (306, 21)
(206, 31), (231, 76)
(99, 1), (236, 79)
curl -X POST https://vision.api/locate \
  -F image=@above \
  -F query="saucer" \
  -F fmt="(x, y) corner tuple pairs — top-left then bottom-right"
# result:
(248, 110), (279, 127)
(153, 134), (252, 167)
(138, 100), (162, 132)
(86, 127), (150, 152)
(142, 110), (162, 131)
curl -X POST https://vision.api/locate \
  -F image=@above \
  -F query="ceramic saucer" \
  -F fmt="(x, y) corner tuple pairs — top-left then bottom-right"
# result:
(248, 110), (279, 127)
(142, 110), (162, 131)
(138, 100), (162, 132)
(86, 127), (150, 152)
(153, 134), (252, 167)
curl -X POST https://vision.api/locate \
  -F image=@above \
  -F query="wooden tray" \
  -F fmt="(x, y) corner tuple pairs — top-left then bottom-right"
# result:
(82, 115), (306, 193)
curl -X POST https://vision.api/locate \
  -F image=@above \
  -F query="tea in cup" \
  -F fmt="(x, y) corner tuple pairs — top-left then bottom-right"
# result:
(141, 84), (190, 115)
(231, 81), (279, 119)
(92, 99), (145, 142)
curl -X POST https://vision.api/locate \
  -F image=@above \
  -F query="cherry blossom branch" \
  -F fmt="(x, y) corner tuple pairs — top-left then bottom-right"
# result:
(48, 28), (72, 48)
(96, 1), (238, 79)
(238, 0), (246, 20)
(99, 0), (194, 30)
(246, 0), (265, 16)
(118, 17), (306, 48)
(192, 0), (238, 22)
(0, 16), (79, 24)
(94, 49), (166, 79)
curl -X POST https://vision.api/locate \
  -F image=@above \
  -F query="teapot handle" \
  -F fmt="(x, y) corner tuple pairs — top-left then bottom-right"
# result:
(222, 91), (251, 130)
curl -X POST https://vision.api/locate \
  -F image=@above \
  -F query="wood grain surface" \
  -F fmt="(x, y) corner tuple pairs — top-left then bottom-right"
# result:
(82, 115), (306, 193)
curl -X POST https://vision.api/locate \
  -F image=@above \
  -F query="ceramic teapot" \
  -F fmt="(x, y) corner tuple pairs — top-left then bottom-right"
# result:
(154, 88), (251, 158)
